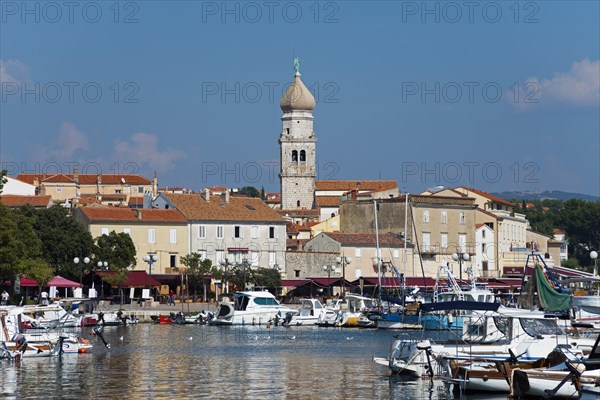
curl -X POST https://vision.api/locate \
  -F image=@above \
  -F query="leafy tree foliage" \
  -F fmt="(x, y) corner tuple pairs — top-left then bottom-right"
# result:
(32, 205), (95, 278)
(179, 253), (213, 301)
(21, 258), (54, 302)
(94, 231), (137, 305)
(0, 205), (43, 278)
(238, 186), (260, 198)
(251, 267), (282, 290)
(0, 169), (7, 194)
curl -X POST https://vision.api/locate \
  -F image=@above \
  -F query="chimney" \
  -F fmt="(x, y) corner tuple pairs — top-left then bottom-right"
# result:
(134, 208), (142, 219)
(222, 190), (230, 203)
(203, 188), (210, 202)
(73, 168), (79, 184)
(153, 170), (158, 197)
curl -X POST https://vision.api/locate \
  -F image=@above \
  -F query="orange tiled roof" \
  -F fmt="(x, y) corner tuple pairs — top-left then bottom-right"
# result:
(128, 196), (144, 205)
(0, 195), (52, 207)
(162, 193), (285, 223)
(316, 180), (397, 192)
(315, 196), (340, 207)
(16, 173), (152, 185)
(78, 207), (137, 222)
(278, 209), (321, 217)
(100, 194), (128, 201)
(139, 209), (186, 223)
(322, 232), (412, 248)
(458, 187), (514, 207)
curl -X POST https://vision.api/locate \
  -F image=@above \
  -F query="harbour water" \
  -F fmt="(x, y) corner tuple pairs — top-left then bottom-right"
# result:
(0, 325), (508, 399)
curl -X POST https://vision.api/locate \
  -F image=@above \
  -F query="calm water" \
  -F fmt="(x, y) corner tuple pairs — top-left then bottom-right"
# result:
(0, 325), (508, 399)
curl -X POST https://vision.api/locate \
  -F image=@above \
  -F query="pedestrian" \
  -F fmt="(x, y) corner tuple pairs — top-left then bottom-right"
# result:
(1, 290), (9, 306)
(169, 290), (175, 306)
(41, 290), (49, 305)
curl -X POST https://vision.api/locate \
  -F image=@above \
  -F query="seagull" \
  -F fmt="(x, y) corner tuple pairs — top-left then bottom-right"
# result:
(187, 337), (193, 341)
(346, 336), (354, 341)
(289, 335), (296, 340)
(119, 336), (124, 341)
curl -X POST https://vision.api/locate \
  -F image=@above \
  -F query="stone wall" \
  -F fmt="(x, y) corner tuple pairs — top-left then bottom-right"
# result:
(284, 251), (338, 279)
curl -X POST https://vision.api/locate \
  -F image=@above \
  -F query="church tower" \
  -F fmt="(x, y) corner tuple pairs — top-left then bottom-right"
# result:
(279, 61), (316, 210)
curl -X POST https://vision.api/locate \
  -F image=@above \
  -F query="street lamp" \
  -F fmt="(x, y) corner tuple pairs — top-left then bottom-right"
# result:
(452, 252), (470, 283)
(336, 256), (352, 296)
(591, 251), (598, 277)
(240, 257), (250, 291)
(219, 256), (234, 293)
(143, 254), (158, 276)
(74, 257), (90, 285)
(323, 264), (337, 296)
(95, 261), (108, 297)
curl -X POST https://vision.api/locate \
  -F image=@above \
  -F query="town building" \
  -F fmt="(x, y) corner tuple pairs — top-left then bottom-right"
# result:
(73, 206), (188, 274)
(0, 194), (53, 209)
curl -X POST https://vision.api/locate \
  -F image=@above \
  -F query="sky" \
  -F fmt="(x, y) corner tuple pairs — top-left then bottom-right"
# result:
(1, 1), (599, 196)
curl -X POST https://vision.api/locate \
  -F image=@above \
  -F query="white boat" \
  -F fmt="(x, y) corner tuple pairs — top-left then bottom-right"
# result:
(286, 299), (333, 326)
(373, 339), (434, 377)
(574, 295), (600, 315)
(339, 294), (377, 327)
(209, 291), (296, 326)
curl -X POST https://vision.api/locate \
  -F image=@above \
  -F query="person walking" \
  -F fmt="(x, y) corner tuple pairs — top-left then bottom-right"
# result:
(169, 290), (175, 306)
(41, 290), (49, 305)
(1, 290), (9, 306)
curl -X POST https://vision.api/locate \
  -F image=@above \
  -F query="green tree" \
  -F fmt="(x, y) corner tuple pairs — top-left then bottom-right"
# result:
(0, 205), (42, 280)
(0, 169), (7, 194)
(21, 258), (54, 304)
(238, 186), (260, 198)
(251, 267), (281, 293)
(179, 253), (213, 301)
(94, 231), (137, 305)
(32, 205), (95, 279)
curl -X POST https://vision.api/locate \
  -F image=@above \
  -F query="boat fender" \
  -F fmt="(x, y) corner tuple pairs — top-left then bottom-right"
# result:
(447, 313), (454, 324)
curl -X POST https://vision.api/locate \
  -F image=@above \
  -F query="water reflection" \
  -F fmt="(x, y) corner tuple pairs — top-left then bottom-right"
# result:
(0, 325), (509, 399)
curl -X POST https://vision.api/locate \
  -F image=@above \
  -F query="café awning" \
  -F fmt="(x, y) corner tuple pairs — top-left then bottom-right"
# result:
(19, 275), (81, 288)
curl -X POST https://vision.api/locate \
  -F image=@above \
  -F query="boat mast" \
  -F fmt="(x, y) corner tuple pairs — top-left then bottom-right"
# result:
(403, 193), (408, 304)
(374, 200), (382, 305)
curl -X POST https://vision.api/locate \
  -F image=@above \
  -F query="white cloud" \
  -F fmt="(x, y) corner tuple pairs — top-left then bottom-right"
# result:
(0, 58), (30, 84)
(521, 58), (600, 108)
(32, 122), (90, 160)
(113, 133), (187, 171)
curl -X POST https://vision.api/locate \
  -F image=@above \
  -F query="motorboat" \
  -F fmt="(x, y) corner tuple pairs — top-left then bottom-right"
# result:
(284, 299), (337, 326)
(209, 291), (296, 326)
(339, 294), (377, 327)
(373, 338), (434, 377)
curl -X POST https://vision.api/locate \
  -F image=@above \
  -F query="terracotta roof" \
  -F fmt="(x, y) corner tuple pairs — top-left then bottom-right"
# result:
(315, 196), (340, 207)
(409, 194), (476, 207)
(205, 186), (227, 192)
(316, 180), (397, 192)
(321, 232), (412, 248)
(77, 207), (186, 223)
(100, 194), (128, 201)
(162, 193), (284, 223)
(458, 187), (514, 207)
(0, 195), (53, 207)
(286, 223), (300, 234)
(265, 192), (281, 203)
(16, 173), (151, 185)
(476, 207), (499, 220)
(128, 196), (144, 206)
(475, 223), (485, 229)
(278, 209), (321, 218)
(78, 196), (102, 206)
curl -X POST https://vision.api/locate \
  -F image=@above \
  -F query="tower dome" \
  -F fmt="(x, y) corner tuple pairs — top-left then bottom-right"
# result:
(280, 72), (316, 112)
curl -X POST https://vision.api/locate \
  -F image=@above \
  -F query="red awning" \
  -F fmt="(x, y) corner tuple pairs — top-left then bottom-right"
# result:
(280, 279), (311, 287)
(19, 275), (81, 287)
(98, 271), (161, 288)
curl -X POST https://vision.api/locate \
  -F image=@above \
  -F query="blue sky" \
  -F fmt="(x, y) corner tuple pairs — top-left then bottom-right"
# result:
(1, 1), (599, 196)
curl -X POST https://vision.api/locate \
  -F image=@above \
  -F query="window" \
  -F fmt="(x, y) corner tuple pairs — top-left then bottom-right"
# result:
(148, 228), (156, 244)
(123, 228), (131, 236)
(297, 200), (300, 207)
(269, 226), (276, 239)
(170, 254), (176, 268)
(459, 234), (467, 253)
(299, 150), (306, 162)
(198, 225), (206, 239)
(393, 249), (400, 258)
(355, 248), (362, 258)
(441, 211), (447, 224)
(422, 233), (431, 252)
(138, 186), (144, 193)
(198, 250), (207, 260)
(216, 250), (224, 264)
(115, 189), (122, 194)
(251, 251), (259, 266)
(482, 229), (486, 239)
(354, 268), (362, 279)
(441, 233), (448, 249)
(56, 188), (62, 192)
(251, 225), (258, 239)
(292, 150), (298, 162)
(423, 210), (429, 223)
(482, 261), (489, 272)
(216, 225), (224, 239)
(101, 228), (109, 236)
(295, 270), (300, 278)
(459, 212), (465, 224)
(234, 226), (241, 238)
(482, 243), (486, 253)
(170, 229), (177, 244)
(268, 251), (276, 267)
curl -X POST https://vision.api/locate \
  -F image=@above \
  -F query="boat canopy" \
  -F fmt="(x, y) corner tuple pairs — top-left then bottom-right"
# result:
(420, 301), (500, 313)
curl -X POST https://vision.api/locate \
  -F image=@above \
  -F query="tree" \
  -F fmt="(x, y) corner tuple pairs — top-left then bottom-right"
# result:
(32, 205), (95, 279)
(0, 169), (7, 194)
(179, 253), (213, 301)
(238, 186), (260, 198)
(94, 231), (137, 305)
(21, 258), (54, 304)
(0, 204), (42, 279)
(251, 267), (281, 293)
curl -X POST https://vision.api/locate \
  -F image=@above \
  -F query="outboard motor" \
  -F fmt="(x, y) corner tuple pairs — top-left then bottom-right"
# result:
(98, 312), (106, 326)
(283, 311), (294, 326)
(58, 332), (69, 359)
(93, 325), (110, 349)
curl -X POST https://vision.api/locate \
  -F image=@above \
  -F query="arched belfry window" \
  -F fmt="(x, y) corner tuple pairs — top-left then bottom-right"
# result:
(292, 150), (298, 162)
(299, 150), (306, 162)
(297, 200), (301, 207)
